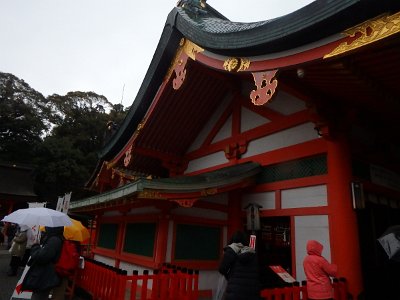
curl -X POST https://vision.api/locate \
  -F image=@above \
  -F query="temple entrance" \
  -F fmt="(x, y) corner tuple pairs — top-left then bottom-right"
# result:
(357, 200), (400, 300)
(257, 216), (292, 273)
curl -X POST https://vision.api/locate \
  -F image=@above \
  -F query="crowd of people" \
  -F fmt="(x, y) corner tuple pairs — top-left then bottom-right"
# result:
(1, 222), (81, 300)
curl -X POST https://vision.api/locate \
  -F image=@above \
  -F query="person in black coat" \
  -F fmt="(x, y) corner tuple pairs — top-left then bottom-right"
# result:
(22, 226), (64, 300)
(218, 231), (261, 300)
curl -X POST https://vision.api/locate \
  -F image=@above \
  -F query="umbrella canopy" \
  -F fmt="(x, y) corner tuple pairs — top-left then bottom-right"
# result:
(378, 225), (400, 262)
(2, 207), (72, 227)
(64, 218), (90, 242)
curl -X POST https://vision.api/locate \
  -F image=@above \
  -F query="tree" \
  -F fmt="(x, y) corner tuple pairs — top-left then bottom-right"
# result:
(34, 92), (128, 202)
(0, 72), (51, 163)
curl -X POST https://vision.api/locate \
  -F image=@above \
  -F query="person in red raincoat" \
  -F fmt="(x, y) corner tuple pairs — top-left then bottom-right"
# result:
(303, 240), (338, 300)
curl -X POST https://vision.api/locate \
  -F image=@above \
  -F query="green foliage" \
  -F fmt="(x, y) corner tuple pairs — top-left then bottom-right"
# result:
(0, 72), (129, 203)
(0, 73), (50, 163)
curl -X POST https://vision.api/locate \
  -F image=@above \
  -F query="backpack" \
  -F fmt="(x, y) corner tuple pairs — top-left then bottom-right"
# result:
(55, 240), (80, 277)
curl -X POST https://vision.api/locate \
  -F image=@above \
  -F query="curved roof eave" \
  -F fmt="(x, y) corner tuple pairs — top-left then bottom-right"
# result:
(175, 0), (400, 56)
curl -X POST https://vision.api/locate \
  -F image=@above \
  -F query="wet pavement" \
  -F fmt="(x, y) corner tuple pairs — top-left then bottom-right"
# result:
(0, 247), (22, 300)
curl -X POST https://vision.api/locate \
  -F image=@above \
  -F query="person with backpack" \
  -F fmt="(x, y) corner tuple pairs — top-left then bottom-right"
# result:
(52, 239), (80, 300)
(22, 226), (64, 300)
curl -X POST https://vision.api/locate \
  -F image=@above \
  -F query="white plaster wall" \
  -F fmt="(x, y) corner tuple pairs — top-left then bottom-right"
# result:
(185, 151), (227, 173)
(102, 210), (123, 217)
(294, 215), (331, 282)
(212, 114), (232, 143)
(93, 254), (116, 267)
(242, 122), (318, 158)
(172, 206), (227, 221)
(241, 107), (270, 132)
(242, 191), (275, 210)
(267, 91), (306, 115)
(119, 261), (151, 276)
(201, 193), (229, 205)
(199, 270), (223, 297)
(281, 185), (327, 209)
(127, 206), (161, 215)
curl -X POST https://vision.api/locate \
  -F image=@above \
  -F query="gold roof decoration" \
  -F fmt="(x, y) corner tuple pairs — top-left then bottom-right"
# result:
(324, 11), (400, 59)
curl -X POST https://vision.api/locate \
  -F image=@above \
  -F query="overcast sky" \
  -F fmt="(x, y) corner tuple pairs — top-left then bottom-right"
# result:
(0, 0), (314, 107)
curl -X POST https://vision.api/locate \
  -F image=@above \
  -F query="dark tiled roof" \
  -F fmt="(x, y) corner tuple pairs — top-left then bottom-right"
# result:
(0, 164), (37, 198)
(174, 0), (400, 55)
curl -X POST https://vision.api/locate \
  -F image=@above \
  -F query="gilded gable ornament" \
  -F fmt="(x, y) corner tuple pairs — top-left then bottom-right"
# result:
(250, 70), (278, 106)
(169, 38), (204, 90)
(324, 11), (400, 58)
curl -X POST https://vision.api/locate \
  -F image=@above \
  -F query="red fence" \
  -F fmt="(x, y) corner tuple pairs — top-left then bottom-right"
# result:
(75, 259), (199, 300)
(261, 278), (349, 300)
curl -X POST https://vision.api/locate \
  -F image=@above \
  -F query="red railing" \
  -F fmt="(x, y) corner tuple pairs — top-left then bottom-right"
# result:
(261, 278), (349, 300)
(75, 259), (199, 300)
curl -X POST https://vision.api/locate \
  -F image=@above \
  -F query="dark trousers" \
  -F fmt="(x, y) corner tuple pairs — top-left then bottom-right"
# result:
(8, 255), (21, 275)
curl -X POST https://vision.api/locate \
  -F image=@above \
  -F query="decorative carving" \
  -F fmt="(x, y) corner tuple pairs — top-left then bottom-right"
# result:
(177, 0), (207, 16)
(250, 70), (278, 106)
(200, 188), (218, 196)
(123, 145), (132, 167)
(223, 57), (250, 72)
(172, 198), (197, 207)
(172, 52), (189, 90)
(170, 39), (204, 90)
(138, 190), (163, 199)
(224, 140), (248, 159)
(324, 12), (400, 59)
(182, 39), (204, 61)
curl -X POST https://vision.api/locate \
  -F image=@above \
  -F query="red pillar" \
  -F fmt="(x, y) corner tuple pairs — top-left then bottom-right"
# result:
(327, 134), (363, 298)
(227, 191), (242, 240)
(154, 214), (169, 267)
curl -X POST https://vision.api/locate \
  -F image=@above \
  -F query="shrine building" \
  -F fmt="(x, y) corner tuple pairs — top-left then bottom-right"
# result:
(70, 1), (400, 298)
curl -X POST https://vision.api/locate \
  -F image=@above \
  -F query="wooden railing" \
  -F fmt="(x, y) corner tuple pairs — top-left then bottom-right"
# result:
(261, 278), (349, 300)
(75, 259), (199, 300)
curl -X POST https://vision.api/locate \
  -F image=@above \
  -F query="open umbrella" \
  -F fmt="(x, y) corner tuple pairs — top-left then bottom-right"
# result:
(64, 218), (90, 242)
(377, 225), (400, 262)
(1, 207), (72, 227)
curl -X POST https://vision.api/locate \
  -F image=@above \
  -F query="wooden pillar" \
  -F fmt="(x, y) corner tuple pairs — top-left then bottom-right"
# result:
(327, 134), (363, 298)
(154, 214), (169, 267)
(227, 191), (242, 240)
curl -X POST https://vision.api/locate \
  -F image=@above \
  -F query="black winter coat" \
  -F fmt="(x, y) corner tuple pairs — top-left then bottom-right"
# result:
(22, 227), (63, 292)
(218, 243), (261, 300)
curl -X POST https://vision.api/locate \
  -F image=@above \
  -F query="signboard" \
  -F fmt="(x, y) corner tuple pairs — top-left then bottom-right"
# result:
(269, 265), (296, 283)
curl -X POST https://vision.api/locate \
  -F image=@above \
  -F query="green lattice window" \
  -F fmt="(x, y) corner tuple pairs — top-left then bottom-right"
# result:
(257, 155), (327, 184)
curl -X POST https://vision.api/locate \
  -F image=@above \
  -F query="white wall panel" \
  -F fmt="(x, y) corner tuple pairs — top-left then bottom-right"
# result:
(267, 91), (306, 115)
(242, 122), (318, 158)
(185, 152), (227, 173)
(212, 115), (232, 143)
(281, 185), (327, 208)
(127, 206), (161, 215)
(294, 215), (331, 282)
(93, 255), (116, 267)
(242, 192), (275, 210)
(172, 206), (227, 220)
(241, 107), (270, 132)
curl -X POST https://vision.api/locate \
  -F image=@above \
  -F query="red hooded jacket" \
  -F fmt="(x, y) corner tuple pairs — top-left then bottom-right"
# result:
(303, 240), (338, 299)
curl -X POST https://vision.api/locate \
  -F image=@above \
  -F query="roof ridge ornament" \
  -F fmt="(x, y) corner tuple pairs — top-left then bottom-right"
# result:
(324, 11), (400, 59)
(177, 0), (207, 17)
